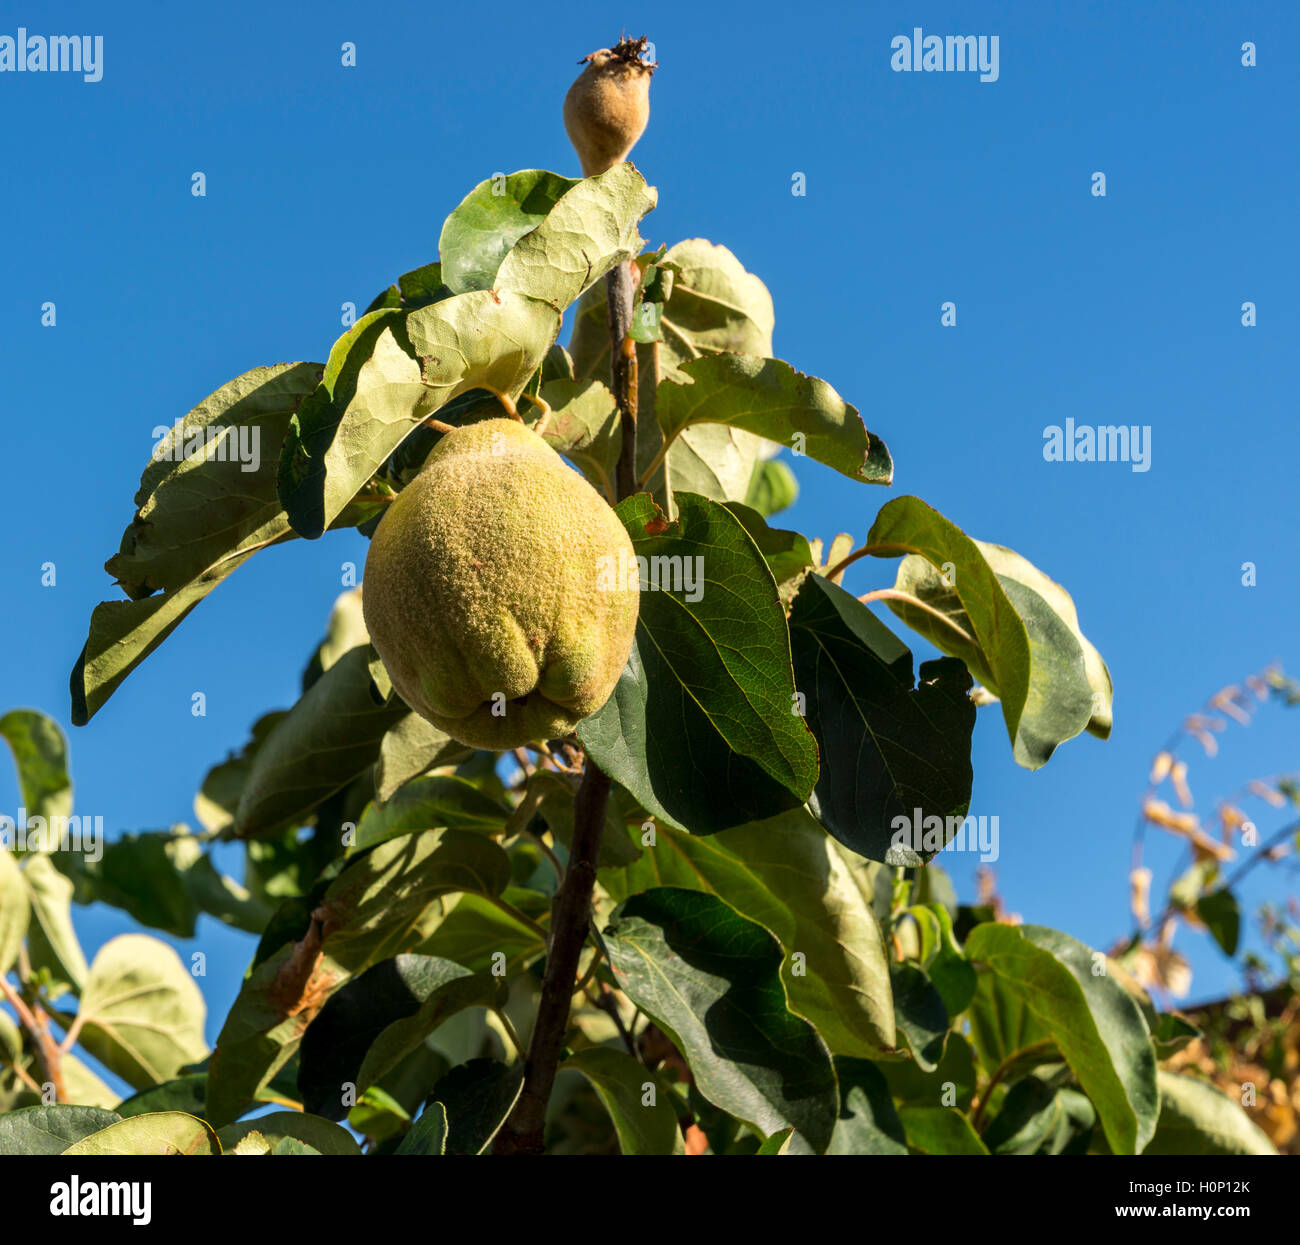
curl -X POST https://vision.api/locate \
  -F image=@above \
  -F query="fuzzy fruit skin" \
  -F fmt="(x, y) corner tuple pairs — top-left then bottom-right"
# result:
(363, 419), (639, 750)
(563, 50), (652, 176)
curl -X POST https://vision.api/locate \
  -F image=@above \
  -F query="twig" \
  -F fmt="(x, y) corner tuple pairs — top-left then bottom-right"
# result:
(495, 762), (613, 1153)
(0, 976), (64, 1102)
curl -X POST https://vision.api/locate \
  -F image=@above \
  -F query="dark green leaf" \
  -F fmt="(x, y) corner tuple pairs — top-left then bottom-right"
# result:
(0, 709), (72, 821)
(603, 887), (838, 1153)
(562, 1047), (686, 1155)
(429, 1058), (523, 1155)
(827, 1058), (908, 1155)
(578, 493), (818, 835)
(0, 1105), (121, 1155)
(656, 355), (891, 486)
(789, 574), (974, 864)
(965, 923), (1159, 1154)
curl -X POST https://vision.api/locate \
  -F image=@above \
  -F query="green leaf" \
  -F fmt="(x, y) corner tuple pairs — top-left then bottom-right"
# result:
(866, 496), (1033, 759)
(279, 166), (654, 541)
(1144, 1071), (1277, 1155)
(603, 887), (838, 1153)
(904, 902), (977, 1016)
(656, 355), (891, 486)
(977, 542), (1113, 742)
(115, 1074), (208, 1119)
(412, 892), (547, 975)
(395, 1100), (448, 1155)
(578, 493), (818, 835)
(562, 1047), (686, 1155)
(366, 262), (452, 314)
(438, 170), (580, 294)
(898, 1106), (989, 1154)
(21, 853), (88, 999)
(353, 776), (511, 852)
(429, 1058), (524, 1155)
(1195, 889), (1240, 957)
(62, 934), (208, 1091)
(233, 645), (408, 839)
(744, 457), (799, 518)
(536, 377), (621, 500)
(494, 164), (656, 310)
(982, 1070), (1097, 1155)
(877, 1030), (977, 1111)
(571, 239), (776, 507)
(216, 1111), (362, 1156)
(0, 1104), (121, 1155)
(0, 846), (30, 975)
(205, 829), (511, 1125)
(600, 806), (894, 1055)
(79, 830), (267, 938)
(789, 574), (975, 864)
(297, 953), (500, 1118)
(754, 1126), (795, 1154)
(964, 923), (1159, 1154)
(827, 1057), (908, 1155)
(723, 502), (814, 602)
(71, 363), (322, 723)
(63, 1111), (220, 1155)
(375, 714), (470, 803)
(0, 709), (72, 821)
(890, 962), (949, 1072)
(872, 503), (1109, 768)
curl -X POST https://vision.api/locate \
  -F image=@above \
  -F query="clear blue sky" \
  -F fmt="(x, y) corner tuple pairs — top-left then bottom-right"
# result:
(2, 0), (1297, 1055)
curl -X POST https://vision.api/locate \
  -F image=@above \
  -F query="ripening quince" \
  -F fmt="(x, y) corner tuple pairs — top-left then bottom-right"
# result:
(563, 36), (656, 176)
(362, 418), (639, 750)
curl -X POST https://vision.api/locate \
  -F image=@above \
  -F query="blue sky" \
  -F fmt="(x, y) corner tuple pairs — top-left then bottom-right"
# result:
(1, 0), (1297, 1056)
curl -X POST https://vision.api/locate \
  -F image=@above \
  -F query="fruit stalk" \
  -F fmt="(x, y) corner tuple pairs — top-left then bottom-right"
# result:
(496, 215), (641, 1157)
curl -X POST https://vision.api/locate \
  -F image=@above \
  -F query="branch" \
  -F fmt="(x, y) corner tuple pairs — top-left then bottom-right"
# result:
(0, 976), (65, 1103)
(495, 762), (612, 1153)
(495, 259), (638, 1154)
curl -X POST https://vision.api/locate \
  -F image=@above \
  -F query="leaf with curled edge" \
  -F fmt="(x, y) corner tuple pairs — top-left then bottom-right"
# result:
(71, 363), (322, 724)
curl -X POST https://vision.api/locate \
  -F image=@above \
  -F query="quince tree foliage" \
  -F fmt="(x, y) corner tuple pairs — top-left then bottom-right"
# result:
(0, 161), (1273, 1158)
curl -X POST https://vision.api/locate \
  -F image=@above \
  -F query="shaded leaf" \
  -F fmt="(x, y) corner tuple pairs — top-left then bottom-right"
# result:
(63, 934), (208, 1091)
(578, 493), (817, 835)
(600, 806), (894, 1055)
(789, 574), (974, 864)
(216, 1110), (362, 1156)
(205, 829), (510, 1125)
(63, 1111), (220, 1156)
(71, 363), (321, 723)
(655, 354), (890, 486)
(395, 1100), (448, 1155)
(604, 887), (837, 1153)
(965, 923), (1158, 1154)
(562, 1047), (686, 1155)
(233, 645), (408, 839)
(1143, 1070), (1276, 1155)
(0, 709), (72, 821)
(430, 1058), (523, 1155)
(0, 1104), (121, 1155)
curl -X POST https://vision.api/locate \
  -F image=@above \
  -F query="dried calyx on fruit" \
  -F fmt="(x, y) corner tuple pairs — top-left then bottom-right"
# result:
(563, 34), (657, 176)
(362, 418), (639, 750)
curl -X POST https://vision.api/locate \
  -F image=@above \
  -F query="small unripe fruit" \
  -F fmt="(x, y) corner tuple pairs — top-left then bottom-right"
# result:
(563, 35), (656, 177)
(363, 419), (639, 750)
